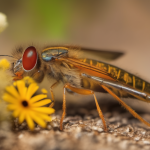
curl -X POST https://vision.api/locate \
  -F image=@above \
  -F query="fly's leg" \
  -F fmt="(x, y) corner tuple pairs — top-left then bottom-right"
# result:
(49, 81), (59, 108)
(101, 84), (150, 127)
(60, 83), (108, 132)
(60, 86), (67, 131)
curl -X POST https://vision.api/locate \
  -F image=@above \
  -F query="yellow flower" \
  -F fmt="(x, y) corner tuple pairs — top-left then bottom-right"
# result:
(13, 76), (35, 86)
(0, 59), (12, 95)
(3, 77), (55, 130)
(0, 59), (10, 70)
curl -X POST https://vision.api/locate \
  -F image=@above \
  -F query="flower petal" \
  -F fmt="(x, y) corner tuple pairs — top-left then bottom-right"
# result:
(19, 111), (25, 124)
(32, 107), (55, 114)
(23, 76), (35, 84)
(23, 87), (27, 98)
(37, 113), (52, 122)
(26, 114), (34, 130)
(5, 85), (19, 98)
(17, 80), (26, 98)
(26, 83), (39, 99)
(32, 99), (51, 107)
(30, 94), (47, 103)
(3, 93), (18, 103)
(30, 111), (46, 128)
(12, 108), (21, 117)
(7, 104), (17, 110)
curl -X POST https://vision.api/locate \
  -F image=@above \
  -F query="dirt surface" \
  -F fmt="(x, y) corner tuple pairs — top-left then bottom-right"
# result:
(0, 102), (150, 150)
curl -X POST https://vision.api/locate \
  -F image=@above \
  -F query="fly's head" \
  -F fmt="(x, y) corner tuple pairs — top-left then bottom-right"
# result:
(12, 46), (46, 83)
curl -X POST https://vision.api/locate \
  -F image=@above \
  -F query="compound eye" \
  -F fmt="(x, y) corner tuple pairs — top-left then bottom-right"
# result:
(22, 46), (37, 71)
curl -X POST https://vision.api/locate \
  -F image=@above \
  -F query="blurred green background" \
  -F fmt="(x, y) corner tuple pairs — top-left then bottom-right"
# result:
(1, 0), (150, 51)
(0, 0), (109, 42)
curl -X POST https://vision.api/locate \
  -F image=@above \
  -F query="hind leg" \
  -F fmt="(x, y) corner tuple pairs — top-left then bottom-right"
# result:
(101, 84), (150, 127)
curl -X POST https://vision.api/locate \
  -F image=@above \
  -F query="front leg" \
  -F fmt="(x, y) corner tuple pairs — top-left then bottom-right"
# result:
(60, 83), (107, 132)
(49, 81), (60, 108)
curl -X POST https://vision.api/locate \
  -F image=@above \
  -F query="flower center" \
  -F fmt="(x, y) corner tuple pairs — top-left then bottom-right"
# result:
(22, 100), (28, 107)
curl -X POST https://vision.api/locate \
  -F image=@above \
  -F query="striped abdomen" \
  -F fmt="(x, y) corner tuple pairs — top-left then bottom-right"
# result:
(80, 58), (150, 94)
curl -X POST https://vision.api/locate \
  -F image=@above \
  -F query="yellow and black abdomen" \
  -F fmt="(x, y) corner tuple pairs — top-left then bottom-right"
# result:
(80, 58), (150, 95)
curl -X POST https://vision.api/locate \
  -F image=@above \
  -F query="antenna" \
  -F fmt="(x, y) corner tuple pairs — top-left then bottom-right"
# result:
(0, 55), (14, 58)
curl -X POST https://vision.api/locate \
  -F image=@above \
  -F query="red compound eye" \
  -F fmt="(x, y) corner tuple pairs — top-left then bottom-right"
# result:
(22, 46), (37, 71)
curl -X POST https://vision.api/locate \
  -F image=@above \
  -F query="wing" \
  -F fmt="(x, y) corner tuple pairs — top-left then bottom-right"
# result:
(76, 47), (124, 61)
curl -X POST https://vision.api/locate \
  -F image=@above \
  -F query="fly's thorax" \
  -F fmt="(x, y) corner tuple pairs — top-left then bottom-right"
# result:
(42, 47), (68, 62)
(47, 60), (82, 88)
(62, 73), (82, 88)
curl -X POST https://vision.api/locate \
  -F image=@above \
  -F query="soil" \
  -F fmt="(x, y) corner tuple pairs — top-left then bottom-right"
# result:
(0, 102), (150, 150)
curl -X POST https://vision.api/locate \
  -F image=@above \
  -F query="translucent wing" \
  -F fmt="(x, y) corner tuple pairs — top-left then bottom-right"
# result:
(77, 47), (124, 61)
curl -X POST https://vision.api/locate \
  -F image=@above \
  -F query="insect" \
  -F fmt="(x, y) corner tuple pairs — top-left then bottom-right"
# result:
(1, 45), (150, 131)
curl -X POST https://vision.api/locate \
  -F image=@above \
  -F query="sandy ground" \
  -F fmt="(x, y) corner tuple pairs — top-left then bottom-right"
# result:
(1, 102), (150, 150)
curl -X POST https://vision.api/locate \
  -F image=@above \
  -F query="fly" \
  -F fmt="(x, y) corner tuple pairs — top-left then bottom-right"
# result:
(1, 45), (150, 132)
